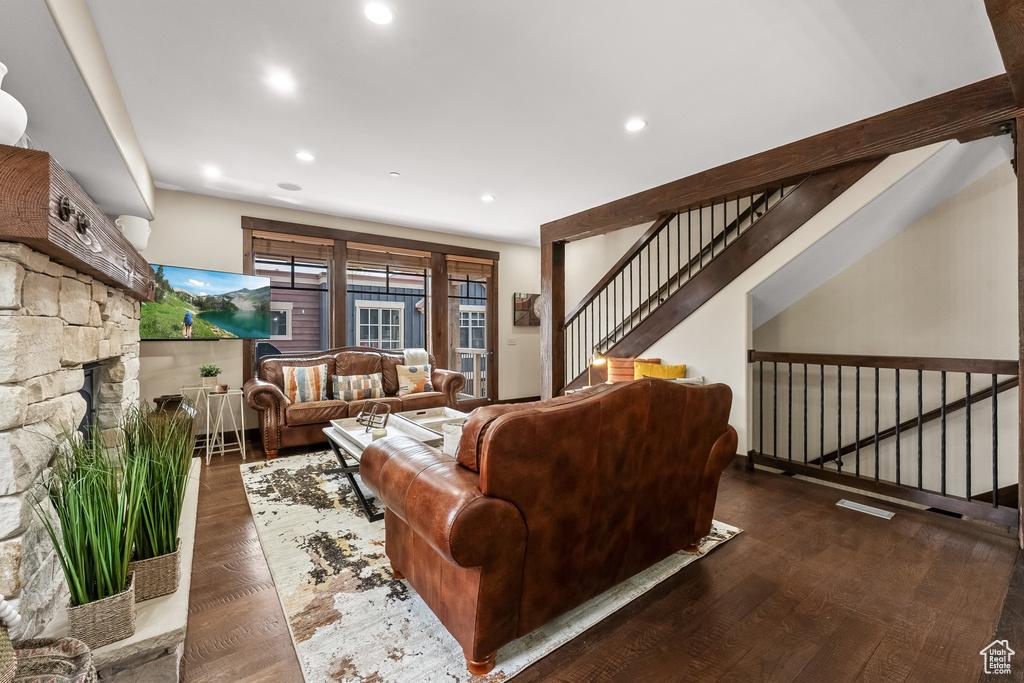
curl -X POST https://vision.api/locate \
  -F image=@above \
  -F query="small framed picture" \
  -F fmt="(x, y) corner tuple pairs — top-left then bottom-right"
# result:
(513, 292), (541, 326)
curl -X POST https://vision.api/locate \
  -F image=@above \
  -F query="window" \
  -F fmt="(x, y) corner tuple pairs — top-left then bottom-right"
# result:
(270, 302), (293, 341)
(356, 300), (404, 349)
(459, 306), (486, 350)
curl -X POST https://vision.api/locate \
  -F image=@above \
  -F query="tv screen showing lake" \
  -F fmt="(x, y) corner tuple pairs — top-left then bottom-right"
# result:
(141, 264), (272, 340)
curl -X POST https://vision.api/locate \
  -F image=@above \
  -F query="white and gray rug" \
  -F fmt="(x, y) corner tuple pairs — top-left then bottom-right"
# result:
(240, 451), (741, 683)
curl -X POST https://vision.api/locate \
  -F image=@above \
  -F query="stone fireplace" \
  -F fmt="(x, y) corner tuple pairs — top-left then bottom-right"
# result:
(0, 240), (142, 636)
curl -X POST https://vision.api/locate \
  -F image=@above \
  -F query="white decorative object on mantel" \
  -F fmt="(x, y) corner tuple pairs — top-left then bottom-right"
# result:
(115, 215), (152, 252)
(0, 62), (27, 145)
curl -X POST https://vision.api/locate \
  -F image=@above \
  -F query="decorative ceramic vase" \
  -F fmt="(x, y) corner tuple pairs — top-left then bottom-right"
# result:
(0, 63), (27, 146)
(115, 215), (152, 252)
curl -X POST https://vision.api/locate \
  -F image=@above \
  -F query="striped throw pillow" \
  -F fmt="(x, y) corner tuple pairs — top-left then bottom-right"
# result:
(396, 364), (434, 396)
(333, 373), (385, 401)
(282, 364), (328, 404)
(606, 357), (661, 383)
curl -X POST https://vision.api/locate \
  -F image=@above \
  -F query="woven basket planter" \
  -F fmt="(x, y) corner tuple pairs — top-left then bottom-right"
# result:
(0, 626), (14, 683)
(128, 538), (182, 602)
(66, 573), (135, 649)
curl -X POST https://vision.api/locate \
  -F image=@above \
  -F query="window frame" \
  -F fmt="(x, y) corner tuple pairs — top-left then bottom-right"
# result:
(355, 299), (405, 350)
(269, 301), (293, 341)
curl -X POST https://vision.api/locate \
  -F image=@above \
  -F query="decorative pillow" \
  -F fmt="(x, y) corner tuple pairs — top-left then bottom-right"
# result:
(282, 364), (328, 404)
(333, 373), (384, 401)
(607, 357), (660, 383)
(635, 362), (686, 380)
(396, 364), (434, 396)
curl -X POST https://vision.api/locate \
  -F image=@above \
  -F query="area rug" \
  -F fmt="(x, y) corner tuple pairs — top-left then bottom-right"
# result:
(240, 451), (741, 683)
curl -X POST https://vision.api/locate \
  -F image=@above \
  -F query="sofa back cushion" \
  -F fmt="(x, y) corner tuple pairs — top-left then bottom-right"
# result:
(259, 354), (336, 393)
(283, 364), (329, 404)
(472, 379), (733, 636)
(334, 349), (384, 380)
(333, 373), (385, 401)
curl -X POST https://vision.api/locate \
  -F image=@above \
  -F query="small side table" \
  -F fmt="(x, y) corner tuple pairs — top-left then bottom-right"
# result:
(181, 386), (246, 465)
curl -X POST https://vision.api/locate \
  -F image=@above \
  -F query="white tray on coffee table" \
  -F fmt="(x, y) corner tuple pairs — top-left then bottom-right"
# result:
(392, 407), (468, 435)
(330, 416), (443, 453)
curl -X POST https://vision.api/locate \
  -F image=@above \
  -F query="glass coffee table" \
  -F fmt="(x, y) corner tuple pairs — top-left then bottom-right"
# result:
(322, 415), (445, 522)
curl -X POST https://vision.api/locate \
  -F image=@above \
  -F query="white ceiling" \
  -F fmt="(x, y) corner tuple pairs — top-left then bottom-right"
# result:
(2, 1), (1009, 246)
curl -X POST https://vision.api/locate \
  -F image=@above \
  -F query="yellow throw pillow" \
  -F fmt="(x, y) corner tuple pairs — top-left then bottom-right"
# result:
(396, 364), (434, 396)
(635, 362), (686, 380)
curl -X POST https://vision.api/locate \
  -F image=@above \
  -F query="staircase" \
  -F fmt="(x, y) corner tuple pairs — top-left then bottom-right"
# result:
(562, 159), (883, 390)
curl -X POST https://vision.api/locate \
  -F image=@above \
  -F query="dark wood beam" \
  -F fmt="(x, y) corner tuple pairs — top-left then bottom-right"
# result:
(987, 0), (1024, 107)
(242, 227), (254, 384)
(542, 75), (1019, 244)
(540, 240), (565, 399)
(429, 253), (448, 368)
(241, 216), (501, 262)
(333, 240), (348, 347)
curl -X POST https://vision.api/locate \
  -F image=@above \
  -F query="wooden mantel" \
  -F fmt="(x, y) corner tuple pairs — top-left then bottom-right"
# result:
(0, 145), (154, 301)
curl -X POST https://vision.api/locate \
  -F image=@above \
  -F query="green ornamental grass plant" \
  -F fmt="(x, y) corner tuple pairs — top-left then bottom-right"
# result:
(122, 403), (195, 560)
(35, 429), (147, 607)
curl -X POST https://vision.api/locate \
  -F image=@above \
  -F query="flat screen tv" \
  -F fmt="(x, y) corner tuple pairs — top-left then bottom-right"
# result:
(141, 265), (271, 340)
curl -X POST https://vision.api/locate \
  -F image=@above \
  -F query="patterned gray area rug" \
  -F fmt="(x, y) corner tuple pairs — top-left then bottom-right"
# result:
(240, 451), (741, 683)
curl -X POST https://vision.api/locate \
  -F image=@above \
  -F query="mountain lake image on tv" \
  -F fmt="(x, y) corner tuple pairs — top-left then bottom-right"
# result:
(141, 265), (271, 340)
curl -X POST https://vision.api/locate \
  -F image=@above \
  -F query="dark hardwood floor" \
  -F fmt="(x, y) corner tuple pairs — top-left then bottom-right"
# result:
(181, 446), (1020, 682)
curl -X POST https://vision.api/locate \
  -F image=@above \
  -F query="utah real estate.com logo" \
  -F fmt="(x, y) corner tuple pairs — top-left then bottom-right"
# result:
(981, 640), (1015, 675)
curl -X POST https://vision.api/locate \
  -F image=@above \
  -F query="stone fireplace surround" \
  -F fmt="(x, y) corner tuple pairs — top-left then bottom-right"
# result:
(0, 240), (142, 637)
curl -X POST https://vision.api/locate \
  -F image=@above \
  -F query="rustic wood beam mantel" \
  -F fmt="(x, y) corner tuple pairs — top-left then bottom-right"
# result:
(986, 0), (1024, 108)
(541, 75), (1021, 244)
(0, 145), (153, 301)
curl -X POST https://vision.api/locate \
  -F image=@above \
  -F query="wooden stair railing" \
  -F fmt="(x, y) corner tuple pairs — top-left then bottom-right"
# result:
(561, 159), (882, 391)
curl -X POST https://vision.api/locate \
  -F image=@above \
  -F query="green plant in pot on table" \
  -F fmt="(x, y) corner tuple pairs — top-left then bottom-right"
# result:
(34, 428), (147, 648)
(123, 402), (196, 601)
(199, 364), (221, 388)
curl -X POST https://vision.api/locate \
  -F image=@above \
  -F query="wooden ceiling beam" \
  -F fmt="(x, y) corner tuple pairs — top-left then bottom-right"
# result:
(986, 0), (1024, 108)
(541, 75), (1020, 244)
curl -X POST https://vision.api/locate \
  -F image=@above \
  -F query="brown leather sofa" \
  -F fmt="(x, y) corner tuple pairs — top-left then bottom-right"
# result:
(243, 346), (466, 459)
(360, 378), (737, 674)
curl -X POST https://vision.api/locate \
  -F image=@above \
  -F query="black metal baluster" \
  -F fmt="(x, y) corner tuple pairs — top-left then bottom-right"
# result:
(803, 364), (808, 464)
(710, 202), (715, 259)
(759, 361), (764, 456)
(874, 367), (880, 482)
(699, 205), (704, 268)
(917, 369), (923, 490)
(646, 244), (651, 319)
(629, 261), (634, 331)
(656, 231), (661, 305)
(819, 364), (825, 467)
(687, 210), (693, 281)
(941, 371), (947, 496)
(992, 373), (999, 508)
(788, 362), (793, 461)
(612, 278), (616, 342)
(676, 214), (682, 292)
(895, 369), (901, 486)
(855, 367), (861, 477)
(836, 365), (842, 473)
(773, 362), (778, 457)
(966, 373), (972, 501)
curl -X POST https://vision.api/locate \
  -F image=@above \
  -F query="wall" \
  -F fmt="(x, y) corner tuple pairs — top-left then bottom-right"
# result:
(564, 223), (648, 310)
(753, 162), (1016, 358)
(612, 143), (954, 452)
(138, 190), (542, 421)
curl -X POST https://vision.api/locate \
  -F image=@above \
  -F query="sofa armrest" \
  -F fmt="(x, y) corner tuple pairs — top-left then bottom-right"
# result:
(244, 378), (291, 412)
(694, 424), (738, 539)
(361, 436), (525, 567)
(431, 369), (466, 407)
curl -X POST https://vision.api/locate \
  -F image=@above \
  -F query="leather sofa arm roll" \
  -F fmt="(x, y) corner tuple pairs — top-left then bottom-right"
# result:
(361, 436), (526, 567)
(431, 369), (466, 407)
(694, 424), (738, 539)
(244, 378), (290, 413)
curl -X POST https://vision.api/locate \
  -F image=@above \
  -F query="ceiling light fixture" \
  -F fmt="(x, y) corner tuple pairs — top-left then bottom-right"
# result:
(365, 3), (395, 25)
(295, 151), (315, 161)
(277, 182), (302, 191)
(389, 171), (400, 177)
(625, 118), (647, 132)
(202, 165), (221, 178)
(481, 195), (495, 202)
(265, 67), (297, 95)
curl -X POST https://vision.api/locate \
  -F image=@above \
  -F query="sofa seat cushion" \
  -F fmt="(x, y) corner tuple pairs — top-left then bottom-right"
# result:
(286, 400), (349, 426)
(398, 391), (447, 411)
(347, 396), (403, 417)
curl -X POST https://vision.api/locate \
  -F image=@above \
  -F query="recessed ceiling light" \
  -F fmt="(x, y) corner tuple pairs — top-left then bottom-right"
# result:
(295, 151), (315, 161)
(625, 118), (647, 132)
(203, 165), (221, 178)
(389, 171), (400, 177)
(277, 182), (302, 191)
(481, 195), (495, 202)
(265, 67), (297, 95)
(365, 3), (395, 24)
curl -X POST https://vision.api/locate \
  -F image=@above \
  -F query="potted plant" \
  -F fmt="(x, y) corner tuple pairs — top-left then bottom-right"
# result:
(199, 364), (221, 388)
(33, 429), (146, 649)
(124, 403), (195, 601)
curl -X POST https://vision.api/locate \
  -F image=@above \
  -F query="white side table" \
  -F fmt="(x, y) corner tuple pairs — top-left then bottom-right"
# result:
(181, 386), (246, 465)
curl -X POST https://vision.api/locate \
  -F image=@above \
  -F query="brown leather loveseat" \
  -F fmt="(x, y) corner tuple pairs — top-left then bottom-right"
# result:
(361, 378), (737, 674)
(244, 346), (465, 459)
